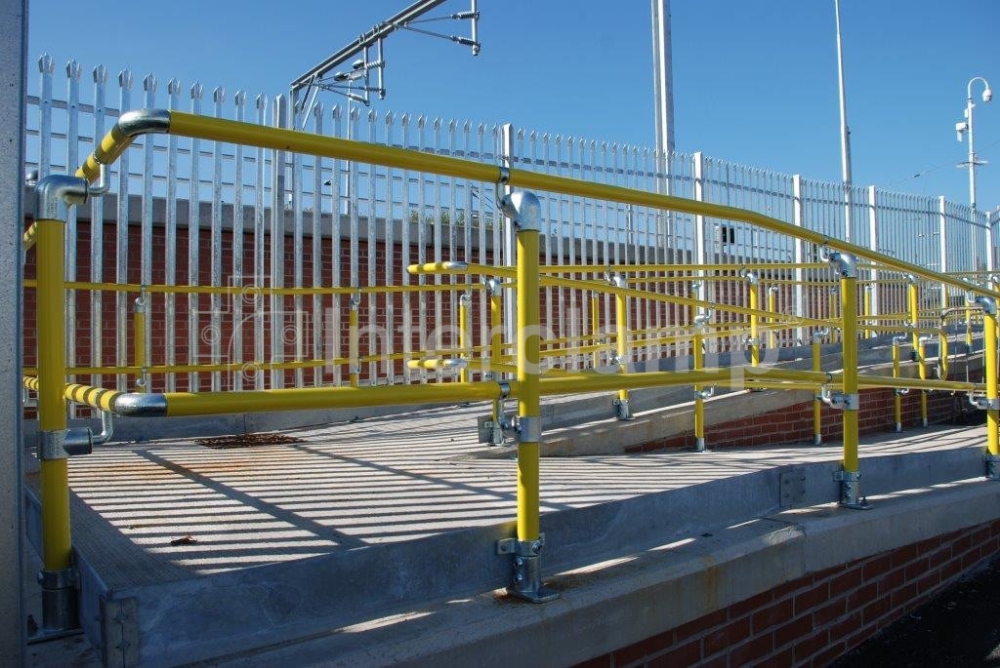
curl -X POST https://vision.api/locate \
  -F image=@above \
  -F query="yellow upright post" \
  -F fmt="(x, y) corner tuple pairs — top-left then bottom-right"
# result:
(812, 328), (828, 445)
(908, 275), (920, 352)
(829, 286), (840, 342)
(611, 274), (632, 420)
(918, 336), (930, 427)
(458, 292), (471, 384)
(892, 335), (907, 432)
(500, 190), (556, 602)
(976, 297), (1000, 479)
(862, 285), (872, 338)
(34, 174), (92, 633)
(590, 291), (601, 369)
(746, 272), (760, 367)
(767, 286), (779, 349)
(692, 309), (712, 452)
(133, 292), (147, 392)
(830, 252), (869, 509)
(486, 278), (507, 446)
(349, 294), (360, 388)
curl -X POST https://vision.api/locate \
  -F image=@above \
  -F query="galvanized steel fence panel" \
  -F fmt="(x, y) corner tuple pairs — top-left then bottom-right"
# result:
(23, 56), (997, 398)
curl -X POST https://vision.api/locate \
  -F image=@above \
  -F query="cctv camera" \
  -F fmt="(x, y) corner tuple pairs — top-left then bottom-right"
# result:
(956, 121), (968, 141)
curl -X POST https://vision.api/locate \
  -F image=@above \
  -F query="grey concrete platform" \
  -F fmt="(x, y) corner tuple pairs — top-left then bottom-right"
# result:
(23, 400), (991, 666)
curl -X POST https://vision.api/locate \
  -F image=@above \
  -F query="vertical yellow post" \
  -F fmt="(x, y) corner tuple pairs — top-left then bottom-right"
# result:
(977, 297), (999, 478)
(693, 311), (710, 452)
(767, 286), (778, 350)
(486, 278), (506, 447)
(862, 285), (872, 338)
(812, 329), (827, 445)
(34, 177), (89, 633)
(37, 219), (71, 574)
(831, 252), (868, 508)
(349, 294), (360, 388)
(747, 272), (760, 367)
(828, 286), (840, 342)
(133, 292), (147, 392)
(502, 190), (555, 602)
(965, 298), (974, 351)
(590, 291), (600, 369)
(908, 275), (920, 352)
(612, 274), (632, 420)
(892, 336), (905, 433)
(458, 292), (471, 384)
(918, 336), (929, 427)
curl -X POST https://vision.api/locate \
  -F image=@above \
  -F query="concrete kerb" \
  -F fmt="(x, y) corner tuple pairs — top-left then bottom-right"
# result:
(211, 476), (1000, 667)
(28, 431), (991, 666)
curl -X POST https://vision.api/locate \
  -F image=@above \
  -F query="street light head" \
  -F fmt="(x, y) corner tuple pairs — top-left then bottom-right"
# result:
(984, 87), (993, 103)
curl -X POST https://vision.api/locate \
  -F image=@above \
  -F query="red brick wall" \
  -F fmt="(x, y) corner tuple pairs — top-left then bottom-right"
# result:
(577, 519), (1000, 668)
(627, 382), (981, 453)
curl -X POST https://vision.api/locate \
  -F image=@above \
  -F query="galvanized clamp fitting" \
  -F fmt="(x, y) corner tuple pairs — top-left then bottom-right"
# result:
(37, 567), (78, 590)
(894, 388), (910, 396)
(819, 388), (859, 411)
(974, 295), (998, 316)
(608, 274), (627, 290)
(745, 336), (761, 347)
(986, 454), (1000, 481)
(694, 386), (715, 401)
(484, 277), (503, 297)
(968, 394), (999, 411)
(516, 416), (542, 443)
(742, 270), (759, 285)
(38, 428), (93, 460)
(827, 251), (857, 279)
(497, 381), (511, 400)
(693, 308), (714, 328)
(497, 533), (545, 557)
(811, 328), (830, 344)
(500, 191), (542, 232)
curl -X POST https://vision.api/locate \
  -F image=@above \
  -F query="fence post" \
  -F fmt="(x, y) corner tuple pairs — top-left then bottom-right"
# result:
(35, 175), (92, 633)
(829, 251), (869, 509)
(867, 185), (879, 335)
(939, 196), (949, 311)
(270, 94), (289, 389)
(499, 190), (556, 603)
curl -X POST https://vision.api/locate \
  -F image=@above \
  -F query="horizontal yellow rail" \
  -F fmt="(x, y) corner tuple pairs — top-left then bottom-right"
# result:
(74, 110), (999, 299)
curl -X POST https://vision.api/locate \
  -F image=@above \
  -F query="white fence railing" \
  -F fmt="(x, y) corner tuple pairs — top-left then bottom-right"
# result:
(23, 56), (997, 393)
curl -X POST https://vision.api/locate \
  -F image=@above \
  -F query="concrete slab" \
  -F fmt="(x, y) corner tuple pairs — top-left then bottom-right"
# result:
(22, 398), (991, 665)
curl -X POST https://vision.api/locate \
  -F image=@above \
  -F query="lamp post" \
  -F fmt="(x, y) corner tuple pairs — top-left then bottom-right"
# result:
(956, 76), (993, 213)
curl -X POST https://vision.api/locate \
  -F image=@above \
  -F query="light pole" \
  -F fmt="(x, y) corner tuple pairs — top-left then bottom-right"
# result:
(956, 76), (993, 212)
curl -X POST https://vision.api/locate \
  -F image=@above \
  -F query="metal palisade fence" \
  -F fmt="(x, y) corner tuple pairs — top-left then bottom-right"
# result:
(23, 56), (999, 396)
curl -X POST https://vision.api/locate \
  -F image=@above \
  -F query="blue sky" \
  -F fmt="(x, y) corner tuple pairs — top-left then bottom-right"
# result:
(26, 0), (1000, 211)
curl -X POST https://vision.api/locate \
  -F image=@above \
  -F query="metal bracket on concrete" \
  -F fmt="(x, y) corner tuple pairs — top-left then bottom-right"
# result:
(968, 394), (999, 411)
(101, 597), (139, 668)
(613, 396), (634, 421)
(38, 428), (93, 460)
(477, 415), (512, 446)
(779, 468), (807, 508)
(986, 455), (1000, 481)
(516, 415), (542, 443)
(834, 469), (873, 510)
(497, 534), (559, 603)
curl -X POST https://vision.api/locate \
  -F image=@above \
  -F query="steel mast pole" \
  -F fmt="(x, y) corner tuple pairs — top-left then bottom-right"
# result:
(834, 0), (854, 242)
